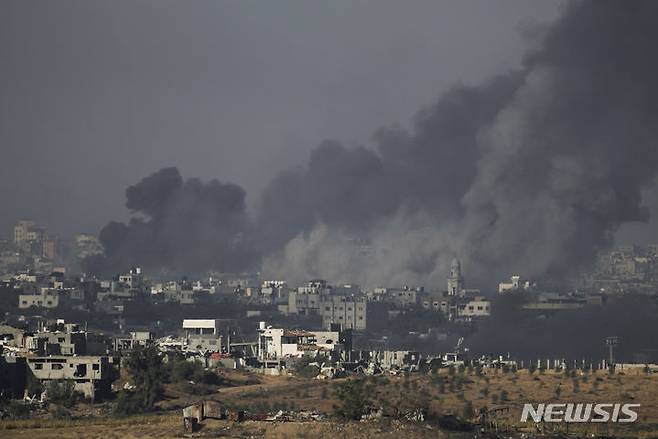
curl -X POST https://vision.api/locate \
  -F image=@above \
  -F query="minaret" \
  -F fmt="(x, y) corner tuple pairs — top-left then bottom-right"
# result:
(447, 258), (464, 296)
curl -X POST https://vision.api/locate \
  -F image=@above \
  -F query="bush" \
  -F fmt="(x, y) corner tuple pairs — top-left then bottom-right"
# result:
(114, 390), (143, 416)
(293, 356), (323, 379)
(46, 381), (78, 408)
(333, 379), (371, 420)
(50, 405), (72, 420)
(170, 356), (205, 382)
(0, 400), (32, 419)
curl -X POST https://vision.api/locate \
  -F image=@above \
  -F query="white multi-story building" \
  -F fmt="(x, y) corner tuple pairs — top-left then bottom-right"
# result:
(257, 322), (346, 361)
(498, 275), (534, 294)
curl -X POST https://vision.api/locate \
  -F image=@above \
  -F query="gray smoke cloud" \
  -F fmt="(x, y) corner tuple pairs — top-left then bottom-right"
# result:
(88, 1), (658, 288)
(261, 0), (658, 288)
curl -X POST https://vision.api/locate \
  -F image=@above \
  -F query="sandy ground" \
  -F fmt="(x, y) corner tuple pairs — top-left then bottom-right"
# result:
(3, 368), (658, 437)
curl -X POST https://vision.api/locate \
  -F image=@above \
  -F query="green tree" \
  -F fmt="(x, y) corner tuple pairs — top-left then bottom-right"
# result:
(121, 345), (167, 411)
(293, 355), (326, 379)
(333, 379), (371, 420)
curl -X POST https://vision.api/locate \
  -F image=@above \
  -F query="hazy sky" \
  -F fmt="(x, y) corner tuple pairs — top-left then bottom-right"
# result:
(2, 1), (565, 237)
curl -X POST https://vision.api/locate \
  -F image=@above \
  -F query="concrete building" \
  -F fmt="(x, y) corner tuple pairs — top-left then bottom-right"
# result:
(26, 355), (115, 400)
(41, 236), (57, 260)
(13, 220), (35, 246)
(320, 295), (367, 331)
(457, 296), (491, 318)
(369, 287), (420, 308)
(18, 289), (59, 309)
(113, 331), (154, 353)
(182, 319), (223, 352)
(118, 267), (143, 290)
(257, 322), (349, 361)
(498, 275), (534, 294)
(284, 289), (321, 316)
(521, 293), (586, 310)
(370, 350), (420, 369)
(420, 291), (451, 314)
(26, 329), (87, 356)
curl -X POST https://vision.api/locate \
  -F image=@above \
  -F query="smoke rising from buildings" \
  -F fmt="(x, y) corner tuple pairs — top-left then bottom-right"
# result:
(84, 167), (259, 277)
(262, 0), (658, 287)
(89, 1), (658, 288)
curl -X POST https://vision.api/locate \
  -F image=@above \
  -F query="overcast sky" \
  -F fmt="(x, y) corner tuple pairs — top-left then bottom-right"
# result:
(1, 0), (568, 237)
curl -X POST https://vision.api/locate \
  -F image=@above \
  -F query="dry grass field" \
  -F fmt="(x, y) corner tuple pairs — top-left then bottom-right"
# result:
(2, 368), (658, 438)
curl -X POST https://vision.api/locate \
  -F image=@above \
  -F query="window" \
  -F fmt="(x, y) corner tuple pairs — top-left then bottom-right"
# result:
(52, 364), (63, 370)
(92, 364), (99, 371)
(34, 363), (43, 370)
(58, 337), (65, 343)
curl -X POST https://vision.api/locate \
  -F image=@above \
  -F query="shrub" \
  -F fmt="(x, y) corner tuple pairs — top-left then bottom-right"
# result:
(46, 381), (78, 408)
(0, 400), (32, 419)
(114, 389), (143, 416)
(293, 356), (323, 379)
(50, 406), (72, 420)
(332, 379), (371, 420)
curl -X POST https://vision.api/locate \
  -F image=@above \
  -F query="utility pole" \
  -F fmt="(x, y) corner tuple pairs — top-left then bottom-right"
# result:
(605, 336), (619, 365)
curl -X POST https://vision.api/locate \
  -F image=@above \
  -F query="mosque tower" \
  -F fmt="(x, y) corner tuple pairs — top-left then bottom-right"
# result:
(447, 258), (464, 296)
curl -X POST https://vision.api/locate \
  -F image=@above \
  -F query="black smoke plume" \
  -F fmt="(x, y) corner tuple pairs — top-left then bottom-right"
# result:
(83, 167), (259, 277)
